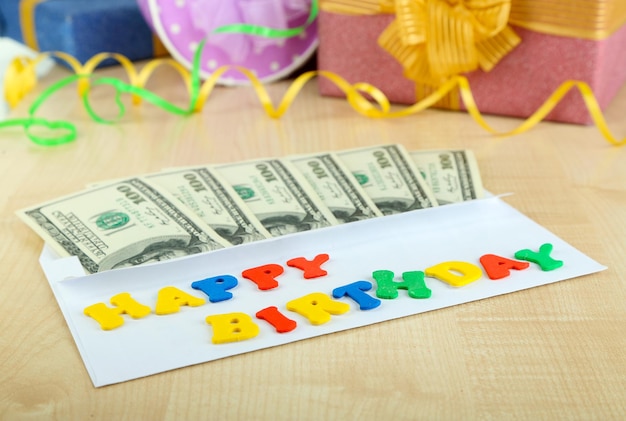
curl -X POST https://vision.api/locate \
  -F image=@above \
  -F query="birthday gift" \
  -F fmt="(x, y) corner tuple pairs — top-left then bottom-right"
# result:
(0, 0), (166, 66)
(317, 0), (626, 124)
(16, 145), (606, 386)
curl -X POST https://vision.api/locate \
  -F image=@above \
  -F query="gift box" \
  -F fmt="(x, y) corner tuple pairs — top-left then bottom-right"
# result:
(0, 0), (167, 66)
(317, 0), (626, 124)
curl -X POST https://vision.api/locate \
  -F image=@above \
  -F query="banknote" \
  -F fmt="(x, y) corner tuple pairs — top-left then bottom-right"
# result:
(144, 167), (271, 245)
(288, 152), (383, 223)
(17, 178), (230, 273)
(337, 144), (438, 215)
(409, 149), (484, 205)
(213, 158), (338, 236)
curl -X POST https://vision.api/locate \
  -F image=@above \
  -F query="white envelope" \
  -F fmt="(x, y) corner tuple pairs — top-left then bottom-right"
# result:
(39, 196), (606, 387)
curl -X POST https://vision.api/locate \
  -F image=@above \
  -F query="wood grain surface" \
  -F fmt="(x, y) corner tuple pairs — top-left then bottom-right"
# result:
(1, 64), (625, 420)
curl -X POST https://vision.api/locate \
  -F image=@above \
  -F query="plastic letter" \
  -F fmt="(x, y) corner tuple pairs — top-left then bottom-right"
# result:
(192, 275), (238, 302)
(286, 253), (330, 279)
(84, 292), (151, 330)
(155, 286), (206, 315)
(425, 261), (483, 287)
(514, 243), (564, 271)
(332, 281), (381, 310)
(205, 312), (260, 344)
(286, 292), (350, 325)
(372, 270), (431, 299)
(241, 264), (284, 290)
(479, 254), (530, 280)
(256, 306), (297, 333)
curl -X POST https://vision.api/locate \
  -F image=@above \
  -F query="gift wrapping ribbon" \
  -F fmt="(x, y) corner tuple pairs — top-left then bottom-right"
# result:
(1, 0), (624, 147)
(321, 0), (626, 41)
(508, 0), (626, 41)
(320, 0), (626, 102)
(19, 0), (44, 51)
(322, 0), (521, 86)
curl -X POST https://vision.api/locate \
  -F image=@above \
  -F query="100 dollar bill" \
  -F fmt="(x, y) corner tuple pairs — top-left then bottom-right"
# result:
(18, 178), (229, 273)
(18, 147), (485, 274)
(145, 167), (271, 245)
(213, 159), (338, 236)
(410, 149), (484, 204)
(338, 144), (438, 215)
(288, 152), (383, 223)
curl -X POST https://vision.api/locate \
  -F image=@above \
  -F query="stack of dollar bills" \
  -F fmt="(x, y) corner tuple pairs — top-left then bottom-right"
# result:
(18, 145), (484, 274)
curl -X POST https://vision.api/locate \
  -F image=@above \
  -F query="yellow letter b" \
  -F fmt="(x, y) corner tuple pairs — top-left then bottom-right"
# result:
(205, 312), (260, 344)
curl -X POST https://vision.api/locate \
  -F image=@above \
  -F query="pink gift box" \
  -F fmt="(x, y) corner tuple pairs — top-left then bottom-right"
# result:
(317, 10), (626, 125)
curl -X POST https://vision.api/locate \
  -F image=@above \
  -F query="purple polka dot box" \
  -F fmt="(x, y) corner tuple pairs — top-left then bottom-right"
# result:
(137, 0), (318, 85)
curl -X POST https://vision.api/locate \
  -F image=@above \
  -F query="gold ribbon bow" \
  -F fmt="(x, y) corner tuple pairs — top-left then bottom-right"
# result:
(322, 0), (521, 86)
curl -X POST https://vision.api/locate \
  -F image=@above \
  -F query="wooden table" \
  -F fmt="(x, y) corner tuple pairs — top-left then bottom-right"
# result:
(2, 63), (625, 420)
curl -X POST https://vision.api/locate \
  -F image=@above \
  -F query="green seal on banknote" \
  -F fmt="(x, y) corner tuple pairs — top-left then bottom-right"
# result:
(96, 212), (130, 230)
(352, 173), (369, 185)
(234, 186), (255, 200)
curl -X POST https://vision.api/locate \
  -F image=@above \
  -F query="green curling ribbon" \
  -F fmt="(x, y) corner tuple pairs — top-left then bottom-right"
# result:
(0, 65), (199, 146)
(1, 0), (319, 146)
(0, 72), (82, 146)
(81, 38), (211, 125)
(82, 76), (195, 125)
(7, 1), (620, 147)
(0, 36), (218, 145)
(0, 117), (76, 146)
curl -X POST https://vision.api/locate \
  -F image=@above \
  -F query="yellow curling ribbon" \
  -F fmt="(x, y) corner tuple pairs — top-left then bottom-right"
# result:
(1, 0), (624, 147)
(320, 0), (626, 107)
(2, 45), (625, 146)
(2, 49), (624, 146)
(4, 56), (39, 109)
(4, 51), (190, 107)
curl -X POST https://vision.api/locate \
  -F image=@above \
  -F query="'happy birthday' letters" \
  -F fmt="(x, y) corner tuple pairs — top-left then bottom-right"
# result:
(83, 244), (564, 344)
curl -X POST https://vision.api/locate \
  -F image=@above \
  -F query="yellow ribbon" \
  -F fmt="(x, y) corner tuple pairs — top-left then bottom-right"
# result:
(19, 0), (44, 50)
(322, 0), (626, 41)
(321, 0), (522, 86)
(4, 53), (191, 110)
(320, 0), (626, 108)
(2, 51), (624, 147)
(509, 0), (626, 41)
(4, 56), (38, 109)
